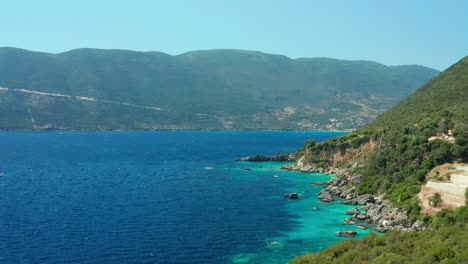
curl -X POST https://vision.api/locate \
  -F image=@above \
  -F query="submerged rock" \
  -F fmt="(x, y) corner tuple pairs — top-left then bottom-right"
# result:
(284, 193), (299, 199)
(336, 230), (357, 237)
(310, 182), (324, 186)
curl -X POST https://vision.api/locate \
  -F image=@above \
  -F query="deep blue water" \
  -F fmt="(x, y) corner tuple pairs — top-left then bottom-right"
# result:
(0, 131), (369, 264)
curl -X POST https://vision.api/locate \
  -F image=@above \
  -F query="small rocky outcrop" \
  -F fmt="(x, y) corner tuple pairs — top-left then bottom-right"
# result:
(318, 190), (333, 202)
(280, 163), (340, 175)
(375, 225), (388, 233)
(300, 165), (313, 172)
(346, 207), (360, 215)
(336, 230), (357, 237)
(281, 164), (295, 170)
(356, 214), (367, 220)
(236, 153), (294, 162)
(411, 220), (426, 231)
(284, 193), (299, 199)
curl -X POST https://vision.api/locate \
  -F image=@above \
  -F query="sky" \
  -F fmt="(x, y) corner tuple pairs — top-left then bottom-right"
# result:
(0, 0), (467, 70)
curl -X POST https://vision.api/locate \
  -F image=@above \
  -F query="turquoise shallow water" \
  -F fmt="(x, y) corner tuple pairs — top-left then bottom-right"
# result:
(228, 163), (371, 264)
(0, 131), (371, 264)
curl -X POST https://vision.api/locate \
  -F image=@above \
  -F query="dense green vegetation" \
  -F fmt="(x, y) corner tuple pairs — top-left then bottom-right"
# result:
(292, 57), (467, 263)
(356, 56), (468, 212)
(0, 47), (438, 130)
(298, 56), (468, 213)
(291, 207), (468, 264)
(430, 193), (443, 207)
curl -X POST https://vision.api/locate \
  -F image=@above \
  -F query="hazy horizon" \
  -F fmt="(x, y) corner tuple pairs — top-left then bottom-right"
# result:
(1, 0), (467, 70)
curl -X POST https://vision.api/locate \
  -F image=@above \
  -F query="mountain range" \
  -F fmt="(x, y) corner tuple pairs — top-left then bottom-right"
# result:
(0, 47), (439, 130)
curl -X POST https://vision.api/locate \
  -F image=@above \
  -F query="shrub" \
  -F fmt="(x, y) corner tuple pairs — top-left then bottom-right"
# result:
(429, 193), (443, 207)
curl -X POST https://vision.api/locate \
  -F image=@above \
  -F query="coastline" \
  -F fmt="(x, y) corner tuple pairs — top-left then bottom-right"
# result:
(281, 163), (427, 233)
(236, 153), (428, 262)
(0, 129), (351, 133)
(229, 161), (372, 263)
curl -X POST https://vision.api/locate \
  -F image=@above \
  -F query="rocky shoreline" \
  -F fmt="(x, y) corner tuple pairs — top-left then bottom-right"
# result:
(236, 153), (427, 233)
(282, 164), (427, 233)
(236, 153), (295, 162)
(281, 164), (338, 175)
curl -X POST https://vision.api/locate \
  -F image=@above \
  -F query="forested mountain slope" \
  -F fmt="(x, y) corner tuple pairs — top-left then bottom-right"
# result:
(290, 56), (468, 263)
(0, 47), (439, 130)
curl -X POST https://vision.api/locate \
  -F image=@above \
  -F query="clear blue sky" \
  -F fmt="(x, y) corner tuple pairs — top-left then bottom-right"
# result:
(1, 0), (467, 70)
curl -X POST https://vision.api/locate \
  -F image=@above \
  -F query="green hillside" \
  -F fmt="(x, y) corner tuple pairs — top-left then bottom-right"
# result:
(366, 56), (468, 131)
(298, 56), (467, 207)
(0, 47), (439, 130)
(359, 56), (468, 206)
(290, 57), (468, 263)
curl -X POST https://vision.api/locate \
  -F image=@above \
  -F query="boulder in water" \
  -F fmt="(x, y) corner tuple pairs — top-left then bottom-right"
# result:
(267, 240), (280, 246)
(336, 230), (357, 237)
(287, 193), (299, 200)
(346, 207), (360, 215)
(319, 190), (333, 202)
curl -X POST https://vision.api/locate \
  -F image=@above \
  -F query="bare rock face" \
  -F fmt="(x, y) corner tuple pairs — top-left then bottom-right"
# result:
(411, 220), (427, 231)
(356, 194), (375, 205)
(300, 165), (313, 172)
(319, 190), (333, 202)
(346, 207), (360, 215)
(356, 214), (367, 220)
(375, 225), (388, 233)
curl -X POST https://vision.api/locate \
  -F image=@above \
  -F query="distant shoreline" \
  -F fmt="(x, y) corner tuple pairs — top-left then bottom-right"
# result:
(0, 129), (351, 133)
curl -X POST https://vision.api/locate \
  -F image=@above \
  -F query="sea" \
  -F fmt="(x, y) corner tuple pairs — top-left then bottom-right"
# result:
(0, 131), (371, 264)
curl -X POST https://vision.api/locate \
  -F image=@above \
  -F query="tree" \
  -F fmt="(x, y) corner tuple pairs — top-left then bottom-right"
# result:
(429, 193), (443, 207)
